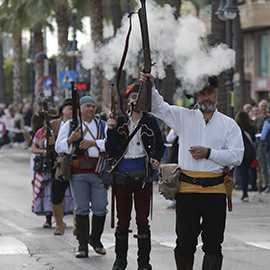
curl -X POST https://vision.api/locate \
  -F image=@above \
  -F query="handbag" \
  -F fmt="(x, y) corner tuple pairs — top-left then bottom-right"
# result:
(158, 163), (181, 200)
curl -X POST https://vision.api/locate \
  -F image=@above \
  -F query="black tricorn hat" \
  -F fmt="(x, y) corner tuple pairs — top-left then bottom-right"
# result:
(201, 76), (219, 91)
(184, 76), (219, 99)
(59, 98), (72, 114)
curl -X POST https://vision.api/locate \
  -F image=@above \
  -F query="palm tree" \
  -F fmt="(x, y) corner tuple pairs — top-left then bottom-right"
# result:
(24, 0), (54, 112)
(160, 0), (182, 105)
(0, 0), (26, 108)
(89, 0), (104, 112)
(54, 0), (70, 105)
(0, 38), (7, 104)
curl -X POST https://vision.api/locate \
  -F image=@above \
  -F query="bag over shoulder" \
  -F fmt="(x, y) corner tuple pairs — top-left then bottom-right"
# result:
(158, 163), (181, 200)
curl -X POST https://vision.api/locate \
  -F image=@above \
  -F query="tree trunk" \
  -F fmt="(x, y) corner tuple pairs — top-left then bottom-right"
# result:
(111, 0), (122, 36)
(160, 0), (182, 105)
(33, 24), (45, 113)
(210, 0), (227, 115)
(0, 38), (6, 104)
(12, 33), (23, 108)
(54, 0), (70, 105)
(89, 0), (104, 112)
(233, 13), (246, 111)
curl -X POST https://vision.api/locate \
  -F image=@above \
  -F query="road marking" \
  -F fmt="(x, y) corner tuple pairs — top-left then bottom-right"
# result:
(246, 242), (270, 250)
(0, 216), (34, 237)
(0, 236), (28, 255)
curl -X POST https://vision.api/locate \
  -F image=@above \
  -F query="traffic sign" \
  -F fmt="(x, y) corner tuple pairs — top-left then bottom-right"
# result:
(59, 70), (76, 88)
(41, 75), (57, 90)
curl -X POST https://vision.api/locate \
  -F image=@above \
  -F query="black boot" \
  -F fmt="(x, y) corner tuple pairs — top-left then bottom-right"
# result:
(75, 215), (89, 258)
(89, 214), (106, 255)
(136, 230), (152, 270)
(202, 254), (223, 270)
(174, 252), (194, 270)
(112, 231), (128, 270)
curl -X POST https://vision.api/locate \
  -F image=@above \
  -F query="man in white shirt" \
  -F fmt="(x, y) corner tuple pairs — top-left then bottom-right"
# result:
(55, 96), (108, 258)
(140, 73), (244, 270)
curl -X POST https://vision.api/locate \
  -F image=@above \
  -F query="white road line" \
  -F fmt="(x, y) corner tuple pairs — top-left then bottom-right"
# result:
(246, 242), (270, 250)
(0, 236), (28, 255)
(0, 216), (34, 237)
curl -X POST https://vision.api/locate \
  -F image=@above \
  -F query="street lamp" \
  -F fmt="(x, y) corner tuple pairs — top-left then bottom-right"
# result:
(216, 0), (239, 117)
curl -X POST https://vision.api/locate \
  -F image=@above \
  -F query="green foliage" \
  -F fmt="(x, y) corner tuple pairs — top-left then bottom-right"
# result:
(3, 53), (30, 103)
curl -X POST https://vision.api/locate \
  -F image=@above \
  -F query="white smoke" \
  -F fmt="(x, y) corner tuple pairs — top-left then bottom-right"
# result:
(82, 0), (235, 95)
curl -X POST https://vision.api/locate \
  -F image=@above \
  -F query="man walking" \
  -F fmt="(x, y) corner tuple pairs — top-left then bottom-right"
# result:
(55, 96), (108, 258)
(106, 84), (165, 270)
(140, 73), (244, 269)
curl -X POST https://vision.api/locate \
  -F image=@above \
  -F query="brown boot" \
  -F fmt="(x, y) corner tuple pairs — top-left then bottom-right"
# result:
(174, 252), (194, 270)
(52, 203), (66, 236)
(202, 254), (223, 270)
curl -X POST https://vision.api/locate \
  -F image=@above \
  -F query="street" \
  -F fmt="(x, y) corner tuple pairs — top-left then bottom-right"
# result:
(0, 146), (270, 270)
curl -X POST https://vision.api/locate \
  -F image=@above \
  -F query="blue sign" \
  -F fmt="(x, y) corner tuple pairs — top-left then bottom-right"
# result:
(59, 70), (76, 88)
(41, 75), (57, 90)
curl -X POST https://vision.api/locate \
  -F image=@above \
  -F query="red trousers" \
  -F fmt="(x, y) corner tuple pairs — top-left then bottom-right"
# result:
(115, 182), (152, 233)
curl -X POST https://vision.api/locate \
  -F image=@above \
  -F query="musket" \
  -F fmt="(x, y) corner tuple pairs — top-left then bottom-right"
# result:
(40, 92), (54, 179)
(134, 0), (152, 112)
(111, 178), (115, 228)
(108, 83), (116, 228)
(108, 84), (116, 130)
(70, 81), (86, 156)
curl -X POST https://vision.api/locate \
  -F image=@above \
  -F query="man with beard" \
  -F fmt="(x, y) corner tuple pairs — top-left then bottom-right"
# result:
(140, 73), (244, 270)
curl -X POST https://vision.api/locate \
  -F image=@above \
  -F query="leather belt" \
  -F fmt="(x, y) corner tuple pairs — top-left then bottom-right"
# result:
(179, 173), (224, 188)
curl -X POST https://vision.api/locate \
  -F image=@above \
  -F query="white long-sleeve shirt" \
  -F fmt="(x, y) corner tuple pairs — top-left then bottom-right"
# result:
(151, 87), (244, 173)
(55, 119), (106, 158)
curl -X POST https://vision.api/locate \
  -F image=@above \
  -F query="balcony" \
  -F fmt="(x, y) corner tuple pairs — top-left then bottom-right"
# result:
(239, 0), (270, 31)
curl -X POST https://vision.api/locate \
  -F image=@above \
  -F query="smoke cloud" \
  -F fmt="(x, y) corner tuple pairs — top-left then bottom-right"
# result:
(82, 0), (235, 95)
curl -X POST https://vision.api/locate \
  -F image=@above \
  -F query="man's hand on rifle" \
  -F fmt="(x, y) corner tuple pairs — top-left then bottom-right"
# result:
(140, 71), (155, 87)
(107, 118), (117, 130)
(79, 140), (97, 150)
(67, 126), (82, 146)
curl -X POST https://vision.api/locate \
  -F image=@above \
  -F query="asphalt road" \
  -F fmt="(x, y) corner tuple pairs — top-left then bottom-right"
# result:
(0, 145), (270, 270)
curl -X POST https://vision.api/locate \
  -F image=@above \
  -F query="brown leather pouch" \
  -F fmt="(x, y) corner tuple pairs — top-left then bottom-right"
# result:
(72, 157), (98, 170)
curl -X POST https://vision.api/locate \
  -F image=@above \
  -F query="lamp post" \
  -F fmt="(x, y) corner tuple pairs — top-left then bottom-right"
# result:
(216, 0), (239, 118)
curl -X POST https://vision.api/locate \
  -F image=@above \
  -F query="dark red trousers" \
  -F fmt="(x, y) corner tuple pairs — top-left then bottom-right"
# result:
(115, 182), (152, 233)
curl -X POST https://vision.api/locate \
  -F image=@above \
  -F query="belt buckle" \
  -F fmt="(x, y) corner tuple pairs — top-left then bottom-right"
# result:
(192, 178), (197, 184)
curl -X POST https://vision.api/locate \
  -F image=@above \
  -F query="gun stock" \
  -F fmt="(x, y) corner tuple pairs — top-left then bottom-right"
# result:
(108, 84), (116, 130)
(134, 0), (152, 112)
